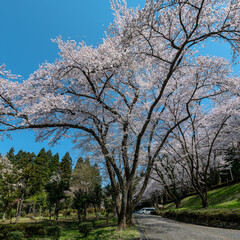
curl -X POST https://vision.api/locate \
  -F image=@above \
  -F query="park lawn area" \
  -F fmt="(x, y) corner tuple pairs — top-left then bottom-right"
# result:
(165, 183), (240, 210)
(59, 216), (140, 240)
(0, 214), (140, 240)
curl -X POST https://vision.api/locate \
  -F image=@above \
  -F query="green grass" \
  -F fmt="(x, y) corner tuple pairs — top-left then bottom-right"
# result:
(0, 214), (140, 240)
(165, 183), (240, 210)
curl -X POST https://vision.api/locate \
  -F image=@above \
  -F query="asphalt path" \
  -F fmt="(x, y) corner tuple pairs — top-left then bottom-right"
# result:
(134, 214), (240, 240)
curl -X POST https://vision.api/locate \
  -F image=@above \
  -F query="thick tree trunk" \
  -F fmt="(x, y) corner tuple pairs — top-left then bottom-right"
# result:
(118, 213), (127, 230)
(117, 187), (128, 230)
(126, 188), (134, 226)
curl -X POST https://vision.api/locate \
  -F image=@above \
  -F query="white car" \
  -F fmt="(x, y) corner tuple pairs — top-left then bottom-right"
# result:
(137, 207), (155, 214)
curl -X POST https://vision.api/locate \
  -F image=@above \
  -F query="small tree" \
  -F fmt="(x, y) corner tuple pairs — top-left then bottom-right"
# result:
(89, 184), (102, 221)
(45, 174), (69, 221)
(72, 189), (90, 222)
(103, 194), (114, 224)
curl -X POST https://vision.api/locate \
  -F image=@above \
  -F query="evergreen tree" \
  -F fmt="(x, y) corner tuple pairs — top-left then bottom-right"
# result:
(49, 153), (60, 176)
(30, 148), (50, 193)
(16, 151), (36, 195)
(15, 150), (24, 163)
(6, 147), (15, 164)
(60, 152), (72, 183)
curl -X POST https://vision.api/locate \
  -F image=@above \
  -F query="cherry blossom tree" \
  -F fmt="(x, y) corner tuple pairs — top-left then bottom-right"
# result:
(0, 156), (19, 222)
(152, 154), (191, 209)
(0, 0), (240, 229)
(165, 100), (239, 208)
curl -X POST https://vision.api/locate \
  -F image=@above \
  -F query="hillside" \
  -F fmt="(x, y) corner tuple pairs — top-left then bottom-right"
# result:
(166, 183), (240, 210)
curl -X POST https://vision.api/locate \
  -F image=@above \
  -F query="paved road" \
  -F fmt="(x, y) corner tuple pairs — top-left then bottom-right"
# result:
(135, 214), (240, 240)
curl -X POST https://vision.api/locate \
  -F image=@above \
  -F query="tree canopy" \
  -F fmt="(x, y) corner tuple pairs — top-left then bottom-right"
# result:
(0, 0), (240, 229)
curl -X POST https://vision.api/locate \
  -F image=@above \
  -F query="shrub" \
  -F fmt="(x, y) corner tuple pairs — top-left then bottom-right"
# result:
(45, 225), (62, 240)
(6, 231), (24, 240)
(79, 222), (93, 237)
(25, 224), (45, 237)
(0, 225), (24, 239)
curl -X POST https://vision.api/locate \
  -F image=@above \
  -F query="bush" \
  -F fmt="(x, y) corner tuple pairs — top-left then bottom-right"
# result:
(6, 231), (24, 240)
(79, 222), (93, 237)
(45, 225), (62, 240)
(25, 224), (45, 237)
(0, 225), (24, 240)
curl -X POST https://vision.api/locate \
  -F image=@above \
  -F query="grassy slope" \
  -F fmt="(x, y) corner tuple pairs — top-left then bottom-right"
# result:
(166, 183), (240, 210)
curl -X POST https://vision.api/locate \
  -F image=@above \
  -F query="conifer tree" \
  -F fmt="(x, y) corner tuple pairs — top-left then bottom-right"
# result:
(49, 152), (60, 176)
(6, 147), (15, 164)
(60, 152), (72, 184)
(31, 148), (50, 193)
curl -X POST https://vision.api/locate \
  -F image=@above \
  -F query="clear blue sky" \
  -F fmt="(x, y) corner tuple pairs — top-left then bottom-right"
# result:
(0, 0), (235, 162)
(0, 0), (145, 162)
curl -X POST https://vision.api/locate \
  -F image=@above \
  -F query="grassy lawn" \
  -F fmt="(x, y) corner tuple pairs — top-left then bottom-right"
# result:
(165, 183), (240, 210)
(0, 214), (140, 240)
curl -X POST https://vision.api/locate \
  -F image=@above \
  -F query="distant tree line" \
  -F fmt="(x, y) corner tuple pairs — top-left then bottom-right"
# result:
(0, 147), (111, 223)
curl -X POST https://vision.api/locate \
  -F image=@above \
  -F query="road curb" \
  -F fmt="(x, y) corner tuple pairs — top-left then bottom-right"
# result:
(134, 216), (148, 240)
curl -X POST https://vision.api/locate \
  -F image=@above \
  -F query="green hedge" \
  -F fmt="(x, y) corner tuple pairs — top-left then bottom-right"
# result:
(158, 209), (240, 229)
